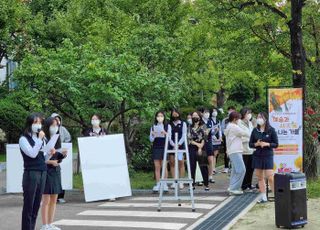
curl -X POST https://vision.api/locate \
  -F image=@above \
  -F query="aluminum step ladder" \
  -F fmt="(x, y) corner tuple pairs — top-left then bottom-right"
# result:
(158, 132), (195, 212)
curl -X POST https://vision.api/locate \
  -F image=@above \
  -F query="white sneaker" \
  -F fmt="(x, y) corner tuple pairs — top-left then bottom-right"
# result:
(179, 183), (184, 190)
(153, 182), (160, 192)
(49, 224), (61, 230)
(222, 168), (229, 173)
(170, 183), (176, 189)
(163, 183), (169, 192)
(229, 190), (244, 195)
(40, 225), (51, 230)
(57, 198), (66, 204)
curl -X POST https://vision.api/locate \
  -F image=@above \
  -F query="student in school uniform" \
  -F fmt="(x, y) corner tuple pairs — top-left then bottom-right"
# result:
(169, 108), (187, 190)
(210, 108), (222, 176)
(51, 113), (71, 204)
(83, 114), (108, 137)
(19, 113), (53, 230)
(201, 108), (215, 183)
(149, 111), (171, 192)
(188, 111), (210, 191)
(41, 117), (67, 230)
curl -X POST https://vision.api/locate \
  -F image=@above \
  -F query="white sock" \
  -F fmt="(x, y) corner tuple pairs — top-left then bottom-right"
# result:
(261, 193), (267, 201)
(209, 176), (213, 180)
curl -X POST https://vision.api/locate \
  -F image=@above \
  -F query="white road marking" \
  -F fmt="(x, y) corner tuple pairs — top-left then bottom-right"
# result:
(53, 219), (187, 230)
(78, 210), (203, 219)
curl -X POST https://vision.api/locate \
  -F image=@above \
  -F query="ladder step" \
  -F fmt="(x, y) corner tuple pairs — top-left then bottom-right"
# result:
(166, 150), (188, 154)
(157, 196), (196, 201)
(160, 179), (193, 183)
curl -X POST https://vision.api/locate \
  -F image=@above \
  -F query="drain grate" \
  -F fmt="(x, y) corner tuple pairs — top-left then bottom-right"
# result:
(194, 192), (259, 230)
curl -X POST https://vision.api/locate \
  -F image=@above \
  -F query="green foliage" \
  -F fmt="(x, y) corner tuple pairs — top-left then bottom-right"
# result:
(0, 97), (28, 142)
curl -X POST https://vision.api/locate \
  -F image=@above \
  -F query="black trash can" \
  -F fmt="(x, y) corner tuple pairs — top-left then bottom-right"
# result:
(274, 172), (307, 228)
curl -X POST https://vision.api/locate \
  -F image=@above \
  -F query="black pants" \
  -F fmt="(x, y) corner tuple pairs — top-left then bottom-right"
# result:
(58, 190), (65, 199)
(189, 145), (208, 186)
(242, 155), (254, 190)
(217, 136), (229, 169)
(22, 170), (46, 230)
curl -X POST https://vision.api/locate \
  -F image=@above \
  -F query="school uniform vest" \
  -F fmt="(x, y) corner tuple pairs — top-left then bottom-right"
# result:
(20, 134), (47, 171)
(171, 121), (184, 143)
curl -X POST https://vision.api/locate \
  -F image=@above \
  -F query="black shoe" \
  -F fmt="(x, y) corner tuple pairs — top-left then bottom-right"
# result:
(209, 179), (215, 183)
(205, 186), (210, 191)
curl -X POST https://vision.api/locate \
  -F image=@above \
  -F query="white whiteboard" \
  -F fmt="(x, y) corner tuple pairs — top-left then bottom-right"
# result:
(6, 143), (73, 193)
(78, 134), (132, 202)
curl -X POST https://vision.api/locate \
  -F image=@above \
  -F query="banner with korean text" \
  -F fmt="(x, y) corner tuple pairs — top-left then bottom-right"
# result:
(268, 88), (303, 173)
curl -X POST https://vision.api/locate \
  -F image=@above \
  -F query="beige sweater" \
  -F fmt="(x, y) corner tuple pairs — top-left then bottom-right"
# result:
(238, 120), (254, 155)
(225, 122), (250, 155)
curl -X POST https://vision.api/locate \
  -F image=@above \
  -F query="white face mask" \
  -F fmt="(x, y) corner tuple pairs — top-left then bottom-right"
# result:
(247, 114), (252, 121)
(203, 112), (210, 119)
(31, 124), (42, 133)
(49, 126), (59, 135)
(256, 118), (265, 126)
(212, 111), (218, 117)
(91, 119), (101, 127)
(187, 119), (192, 125)
(157, 116), (164, 123)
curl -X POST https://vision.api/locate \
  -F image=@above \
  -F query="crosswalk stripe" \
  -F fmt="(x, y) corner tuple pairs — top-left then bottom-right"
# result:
(54, 219), (187, 230)
(131, 196), (227, 202)
(78, 210), (203, 219)
(99, 202), (216, 209)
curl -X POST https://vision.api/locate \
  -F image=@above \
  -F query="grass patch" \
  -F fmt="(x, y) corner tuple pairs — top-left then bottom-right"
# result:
(73, 170), (155, 190)
(307, 178), (320, 198)
(0, 154), (6, 162)
(73, 173), (84, 190)
(130, 171), (155, 189)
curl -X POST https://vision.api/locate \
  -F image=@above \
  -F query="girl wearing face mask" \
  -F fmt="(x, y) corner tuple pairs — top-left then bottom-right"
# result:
(238, 108), (254, 191)
(188, 111), (210, 191)
(83, 114), (108, 137)
(249, 112), (278, 203)
(19, 113), (53, 230)
(169, 108), (187, 190)
(201, 108), (215, 183)
(210, 108), (222, 178)
(41, 117), (67, 230)
(224, 112), (250, 195)
(150, 111), (171, 192)
(186, 113), (193, 127)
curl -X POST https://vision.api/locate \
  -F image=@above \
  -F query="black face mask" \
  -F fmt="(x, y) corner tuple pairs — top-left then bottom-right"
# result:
(192, 117), (200, 123)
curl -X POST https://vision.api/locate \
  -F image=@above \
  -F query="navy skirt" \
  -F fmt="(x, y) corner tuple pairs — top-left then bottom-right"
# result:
(43, 168), (63, 195)
(152, 148), (164, 160)
(252, 155), (274, 170)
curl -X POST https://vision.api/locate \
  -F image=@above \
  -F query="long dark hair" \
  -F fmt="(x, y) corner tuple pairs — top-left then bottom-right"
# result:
(170, 108), (181, 122)
(191, 111), (204, 128)
(257, 112), (271, 132)
(22, 113), (43, 136)
(43, 117), (61, 149)
(240, 107), (251, 120)
(154, 110), (167, 125)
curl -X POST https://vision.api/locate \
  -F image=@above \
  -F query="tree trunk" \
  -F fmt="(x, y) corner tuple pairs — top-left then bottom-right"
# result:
(216, 87), (225, 108)
(120, 99), (133, 162)
(288, 0), (306, 88)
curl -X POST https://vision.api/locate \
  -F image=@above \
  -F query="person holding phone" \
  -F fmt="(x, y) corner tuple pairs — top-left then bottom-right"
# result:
(19, 113), (53, 230)
(249, 112), (279, 203)
(40, 117), (67, 230)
